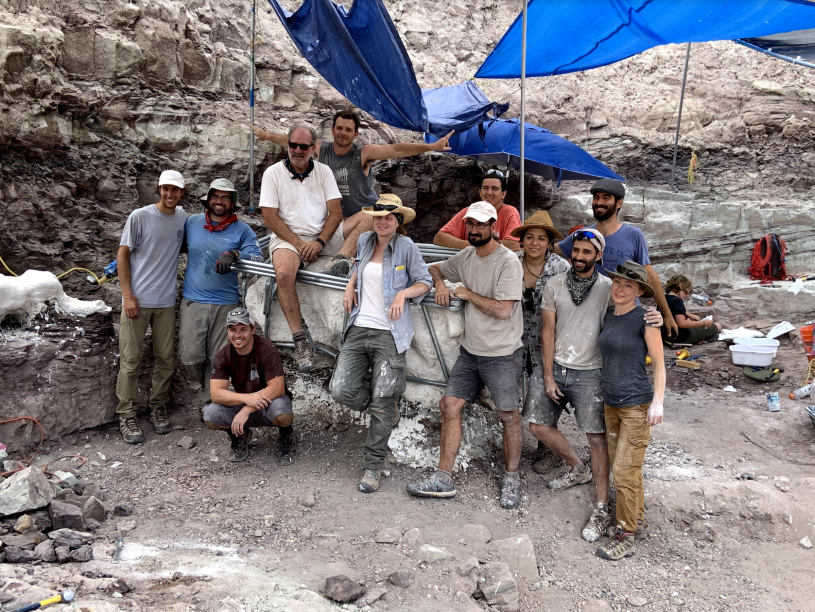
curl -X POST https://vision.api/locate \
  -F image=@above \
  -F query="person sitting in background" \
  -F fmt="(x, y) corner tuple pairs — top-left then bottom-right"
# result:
(433, 170), (521, 251)
(662, 275), (721, 345)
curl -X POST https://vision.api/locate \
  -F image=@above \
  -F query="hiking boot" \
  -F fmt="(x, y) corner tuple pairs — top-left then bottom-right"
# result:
(119, 417), (144, 444)
(359, 469), (381, 493)
(582, 502), (611, 542)
(596, 529), (636, 561)
(292, 331), (312, 372)
(228, 428), (253, 462)
(406, 474), (456, 499)
(477, 387), (498, 412)
(532, 449), (565, 475)
(547, 464), (592, 491)
(149, 404), (172, 434)
(326, 254), (351, 278)
(279, 429), (298, 465)
(499, 475), (521, 509)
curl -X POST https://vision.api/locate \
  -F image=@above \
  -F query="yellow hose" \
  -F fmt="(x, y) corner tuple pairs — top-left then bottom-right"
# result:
(0, 254), (105, 284)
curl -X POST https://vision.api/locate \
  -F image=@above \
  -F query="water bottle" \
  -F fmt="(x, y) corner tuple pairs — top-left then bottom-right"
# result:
(691, 293), (712, 306)
(790, 384), (812, 400)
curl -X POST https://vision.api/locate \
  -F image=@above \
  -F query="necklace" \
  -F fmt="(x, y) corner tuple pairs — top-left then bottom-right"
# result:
(523, 255), (546, 279)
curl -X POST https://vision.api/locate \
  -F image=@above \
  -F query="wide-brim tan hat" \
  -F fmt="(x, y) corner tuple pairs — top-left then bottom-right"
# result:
(511, 210), (563, 241)
(607, 260), (655, 298)
(362, 193), (416, 224)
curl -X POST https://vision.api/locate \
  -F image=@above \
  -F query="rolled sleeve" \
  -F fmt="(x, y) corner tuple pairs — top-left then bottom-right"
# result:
(238, 226), (264, 262)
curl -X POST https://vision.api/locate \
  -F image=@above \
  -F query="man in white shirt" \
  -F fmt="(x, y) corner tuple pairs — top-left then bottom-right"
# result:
(259, 124), (349, 372)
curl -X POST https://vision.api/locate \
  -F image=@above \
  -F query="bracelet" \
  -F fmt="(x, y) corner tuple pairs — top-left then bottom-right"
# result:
(123, 295), (134, 300)
(315, 238), (326, 247)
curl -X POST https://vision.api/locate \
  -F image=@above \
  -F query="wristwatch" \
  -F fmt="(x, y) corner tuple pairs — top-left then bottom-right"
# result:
(315, 237), (326, 247)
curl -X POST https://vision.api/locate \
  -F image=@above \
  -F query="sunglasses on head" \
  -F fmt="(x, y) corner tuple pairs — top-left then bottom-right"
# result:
(573, 229), (599, 241)
(373, 203), (399, 212)
(288, 141), (313, 151)
(615, 265), (642, 280)
(484, 169), (505, 178)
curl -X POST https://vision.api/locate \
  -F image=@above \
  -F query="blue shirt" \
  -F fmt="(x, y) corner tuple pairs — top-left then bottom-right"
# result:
(558, 223), (650, 276)
(344, 232), (433, 354)
(182, 215), (264, 305)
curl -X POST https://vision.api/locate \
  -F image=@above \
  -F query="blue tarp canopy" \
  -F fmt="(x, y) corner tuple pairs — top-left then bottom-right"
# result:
(426, 118), (625, 183)
(268, 0), (507, 134)
(738, 28), (815, 68)
(476, 0), (815, 78)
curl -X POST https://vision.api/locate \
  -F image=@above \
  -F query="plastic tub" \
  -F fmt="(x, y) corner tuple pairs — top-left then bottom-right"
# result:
(733, 338), (780, 349)
(729, 344), (777, 367)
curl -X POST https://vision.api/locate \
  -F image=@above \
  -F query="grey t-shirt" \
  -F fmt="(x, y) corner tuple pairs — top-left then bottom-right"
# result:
(120, 204), (187, 308)
(318, 142), (377, 218)
(598, 306), (654, 408)
(439, 244), (523, 357)
(541, 272), (612, 370)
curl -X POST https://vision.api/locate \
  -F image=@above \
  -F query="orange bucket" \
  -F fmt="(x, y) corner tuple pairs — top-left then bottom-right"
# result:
(802, 325), (814, 344)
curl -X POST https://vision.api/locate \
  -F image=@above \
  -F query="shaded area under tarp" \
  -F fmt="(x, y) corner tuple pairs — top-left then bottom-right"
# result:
(738, 28), (815, 68)
(268, 0), (507, 134)
(476, 0), (815, 78)
(426, 118), (625, 184)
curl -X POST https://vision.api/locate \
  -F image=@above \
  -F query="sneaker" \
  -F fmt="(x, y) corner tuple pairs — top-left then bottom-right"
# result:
(547, 464), (592, 490)
(149, 405), (172, 434)
(359, 469), (381, 493)
(228, 428), (253, 462)
(532, 449), (565, 475)
(292, 331), (313, 372)
(477, 387), (498, 412)
(279, 429), (298, 465)
(326, 254), (351, 278)
(581, 502), (611, 542)
(499, 476), (521, 509)
(406, 474), (456, 499)
(596, 529), (636, 561)
(119, 417), (144, 444)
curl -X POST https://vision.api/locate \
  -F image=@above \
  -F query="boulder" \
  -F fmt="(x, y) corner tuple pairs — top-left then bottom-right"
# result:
(83, 496), (106, 523)
(34, 539), (57, 562)
(67, 545), (94, 562)
(3, 545), (38, 563)
(0, 467), (55, 517)
(55, 545), (71, 563)
(492, 534), (539, 582)
(475, 562), (519, 612)
(48, 528), (94, 548)
(323, 575), (365, 603)
(50, 500), (86, 531)
(0, 531), (43, 549)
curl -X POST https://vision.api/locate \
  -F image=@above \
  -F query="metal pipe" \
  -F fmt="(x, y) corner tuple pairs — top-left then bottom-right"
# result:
(421, 304), (449, 382)
(519, 0), (528, 220)
(671, 42), (691, 192)
(249, 0), (257, 213)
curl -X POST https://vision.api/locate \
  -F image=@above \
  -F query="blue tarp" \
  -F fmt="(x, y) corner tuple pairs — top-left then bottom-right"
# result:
(426, 118), (625, 184)
(738, 28), (815, 68)
(476, 0), (815, 78)
(268, 0), (506, 134)
(422, 81), (510, 137)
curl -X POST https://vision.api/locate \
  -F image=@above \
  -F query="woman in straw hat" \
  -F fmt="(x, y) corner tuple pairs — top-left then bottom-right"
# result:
(510, 211), (571, 475)
(330, 194), (432, 494)
(594, 260), (665, 562)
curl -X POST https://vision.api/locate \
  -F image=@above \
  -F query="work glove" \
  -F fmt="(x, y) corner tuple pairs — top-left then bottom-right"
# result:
(215, 250), (240, 274)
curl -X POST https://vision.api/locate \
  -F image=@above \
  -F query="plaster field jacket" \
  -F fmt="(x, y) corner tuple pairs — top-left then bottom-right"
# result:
(343, 232), (432, 354)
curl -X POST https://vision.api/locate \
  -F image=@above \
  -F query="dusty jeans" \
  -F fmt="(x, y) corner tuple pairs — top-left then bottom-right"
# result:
(604, 402), (651, 532)
(178, 300), (236, 405)
(330, 326), (406, 470)
(116, 307), (176, 418)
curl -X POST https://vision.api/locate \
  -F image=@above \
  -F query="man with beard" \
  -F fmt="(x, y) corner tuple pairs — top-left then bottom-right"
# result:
(251, 110), (453, 276)
(433, 169), (521, 251)
(555, 179), (678, 338)
(532, 228), (661, 544)
(180, 179), (264, 417)
(406, 201), (525, 509)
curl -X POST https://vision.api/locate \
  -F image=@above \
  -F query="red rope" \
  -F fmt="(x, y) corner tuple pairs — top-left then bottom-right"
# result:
(1, 417), (86, 477)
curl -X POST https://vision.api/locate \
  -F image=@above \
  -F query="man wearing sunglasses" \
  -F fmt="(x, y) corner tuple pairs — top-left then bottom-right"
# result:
(554, 178), (678, 338)
(433, 169), (521, 251)
(251, 110), (453, 276)
(180, 178), (264, 419)
(407, 201), (526, 509)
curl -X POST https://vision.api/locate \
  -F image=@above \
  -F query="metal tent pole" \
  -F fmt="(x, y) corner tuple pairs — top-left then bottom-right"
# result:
(671, 42), (691, 192)
(519, 0), (528, 220)
(249, 0), (257, 213)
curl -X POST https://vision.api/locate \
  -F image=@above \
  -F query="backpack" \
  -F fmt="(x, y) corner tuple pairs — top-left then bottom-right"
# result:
(748, 234), (787, 281)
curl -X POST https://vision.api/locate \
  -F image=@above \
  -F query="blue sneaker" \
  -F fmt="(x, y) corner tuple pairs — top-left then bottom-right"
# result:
(406, 474), (456, 499)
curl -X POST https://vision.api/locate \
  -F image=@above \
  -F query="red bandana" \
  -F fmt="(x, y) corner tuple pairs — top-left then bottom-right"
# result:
(204, 211), (239, 233)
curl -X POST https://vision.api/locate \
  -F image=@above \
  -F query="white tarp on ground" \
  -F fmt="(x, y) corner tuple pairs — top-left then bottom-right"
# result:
(0, 270), (110, 322)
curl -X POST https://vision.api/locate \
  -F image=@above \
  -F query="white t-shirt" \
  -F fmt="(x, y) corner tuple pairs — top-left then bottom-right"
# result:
(259, 160), (342, 237)
(353, 261), (390, 331)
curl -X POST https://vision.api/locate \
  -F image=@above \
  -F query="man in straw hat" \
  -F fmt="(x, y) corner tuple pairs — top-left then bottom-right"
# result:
(116, 170), (188, 444)
(407, 201), (526, 509)
(180, 178), (263, 418)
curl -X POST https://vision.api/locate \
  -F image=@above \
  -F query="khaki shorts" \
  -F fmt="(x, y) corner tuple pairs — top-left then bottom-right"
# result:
(268, 220), (345, 269)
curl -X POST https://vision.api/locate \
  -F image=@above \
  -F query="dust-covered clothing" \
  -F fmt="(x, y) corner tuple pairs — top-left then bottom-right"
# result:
(598, 306), (653, 408)
(178, 301), (236, 405)
(318, 141), (377, 218)
(527, 364), (605, 434)
(445, 347), (524, 413)
(210, 334), (288, 397)
(119, 204), (187, 308)
(557, 223), (650, 277)
(541, 271), (612, 370)
(258, 160), (342, 238)
(438, 244), (523, 357)
(203, 397), (293, 428)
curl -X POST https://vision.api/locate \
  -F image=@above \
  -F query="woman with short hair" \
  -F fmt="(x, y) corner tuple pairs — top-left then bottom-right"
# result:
(662, 275), (721, 344)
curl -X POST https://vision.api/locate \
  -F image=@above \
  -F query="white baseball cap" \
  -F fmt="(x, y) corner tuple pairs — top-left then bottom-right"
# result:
(158, 170), (185, 189)
(462, 201), (498, 224)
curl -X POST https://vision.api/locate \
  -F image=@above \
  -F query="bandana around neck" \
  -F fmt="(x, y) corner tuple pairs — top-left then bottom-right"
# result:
(204, 210), (239, 233)
(565, 266), (598, 306)
(284, 157), (314, 180)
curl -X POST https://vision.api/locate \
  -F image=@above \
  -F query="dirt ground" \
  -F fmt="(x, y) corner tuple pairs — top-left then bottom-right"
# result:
(2, 338), (815, 612)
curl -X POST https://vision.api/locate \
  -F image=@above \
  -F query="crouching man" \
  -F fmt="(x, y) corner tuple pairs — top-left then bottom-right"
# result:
(203, 308), (298, 464)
